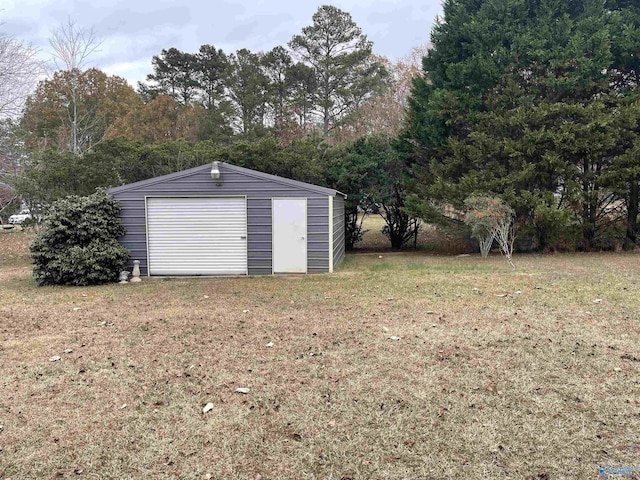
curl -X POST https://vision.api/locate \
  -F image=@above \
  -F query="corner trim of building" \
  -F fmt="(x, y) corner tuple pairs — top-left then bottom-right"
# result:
(329, 196), (334, 273)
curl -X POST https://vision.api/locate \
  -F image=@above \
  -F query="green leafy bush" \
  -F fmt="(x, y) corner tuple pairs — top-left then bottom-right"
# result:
(30, 190), (129, 286)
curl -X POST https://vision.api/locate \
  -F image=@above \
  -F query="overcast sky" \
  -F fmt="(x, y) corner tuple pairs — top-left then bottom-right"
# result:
(1, 0), (441, 86)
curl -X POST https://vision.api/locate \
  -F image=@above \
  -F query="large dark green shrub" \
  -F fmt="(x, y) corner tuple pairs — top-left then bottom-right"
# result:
(30, 190), (129, 286)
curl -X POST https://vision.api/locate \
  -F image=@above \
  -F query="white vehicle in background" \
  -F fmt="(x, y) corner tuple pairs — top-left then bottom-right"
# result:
(8, 209), (33, 225)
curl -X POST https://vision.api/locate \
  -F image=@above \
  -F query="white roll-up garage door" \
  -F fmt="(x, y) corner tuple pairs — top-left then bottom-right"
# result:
(146, 197), (247, 275)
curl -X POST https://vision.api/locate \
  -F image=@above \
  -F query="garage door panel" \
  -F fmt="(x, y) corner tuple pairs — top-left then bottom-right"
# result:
(146, 197), (247, 275)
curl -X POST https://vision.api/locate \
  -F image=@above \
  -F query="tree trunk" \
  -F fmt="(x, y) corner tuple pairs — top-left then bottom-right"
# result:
(626, 180), (639, 246)
(582, 158), (597, 249)
(323, 104), (329, 136)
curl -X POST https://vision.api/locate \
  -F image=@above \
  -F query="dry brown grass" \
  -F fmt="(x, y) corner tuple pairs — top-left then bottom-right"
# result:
(1, 232), (639, 479)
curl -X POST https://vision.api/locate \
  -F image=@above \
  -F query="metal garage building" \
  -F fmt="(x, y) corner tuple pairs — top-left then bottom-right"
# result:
(107, 162), (346, 276)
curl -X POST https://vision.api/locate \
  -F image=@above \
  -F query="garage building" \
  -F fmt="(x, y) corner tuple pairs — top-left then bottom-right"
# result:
(107, 162), (346, 276)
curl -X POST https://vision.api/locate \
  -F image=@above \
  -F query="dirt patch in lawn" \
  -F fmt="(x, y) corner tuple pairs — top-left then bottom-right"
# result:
(0, 251), (639, 479)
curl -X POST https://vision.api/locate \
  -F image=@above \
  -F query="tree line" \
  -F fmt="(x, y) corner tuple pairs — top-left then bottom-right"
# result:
(12, 134), (410, 249)
(19, 6), (390, 153)
(2, 5), (416, 250)
(3, 1), (640, 253)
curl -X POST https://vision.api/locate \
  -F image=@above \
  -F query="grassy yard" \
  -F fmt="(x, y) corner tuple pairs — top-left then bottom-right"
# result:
(0, 229), (639, 479)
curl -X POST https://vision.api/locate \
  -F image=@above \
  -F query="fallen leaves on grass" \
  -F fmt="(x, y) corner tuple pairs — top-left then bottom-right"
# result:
(3, 244), (640, 479)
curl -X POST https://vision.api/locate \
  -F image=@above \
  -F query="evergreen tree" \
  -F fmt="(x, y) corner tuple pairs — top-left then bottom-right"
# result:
(146, 48), (200, 105)
(289, 5), (387, 135)
(262, 46), (295, 121)
(226, 49), (270, 139)
(287, 62), (317, 129)
(401, 0), (640, 250)
(195, 45), (234, 143)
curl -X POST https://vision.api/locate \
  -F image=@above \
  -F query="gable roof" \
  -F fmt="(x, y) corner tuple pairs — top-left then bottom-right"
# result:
(107, 161), (346, 197)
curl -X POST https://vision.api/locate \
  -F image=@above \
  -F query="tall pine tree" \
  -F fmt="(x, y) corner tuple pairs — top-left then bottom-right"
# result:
(289, 5), (388, 136)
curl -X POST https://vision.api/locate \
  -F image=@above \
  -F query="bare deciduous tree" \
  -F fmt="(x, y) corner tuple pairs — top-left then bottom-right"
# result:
(330, 42), (430, 143)
(49, 18), (100, 72)
(0, 31), (45, 119)
(0, 119), (23, 222)
(49, 18), (101, 154)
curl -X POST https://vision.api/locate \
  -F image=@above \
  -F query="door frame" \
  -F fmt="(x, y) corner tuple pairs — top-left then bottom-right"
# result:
(271, 197), (308, 274)
(144, 195), (248, 276)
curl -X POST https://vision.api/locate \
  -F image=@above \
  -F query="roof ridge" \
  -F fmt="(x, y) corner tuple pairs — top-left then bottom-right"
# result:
(222, 163), (345, 197)
(107, 162), (346, 197)
(107, 164), (211, 194)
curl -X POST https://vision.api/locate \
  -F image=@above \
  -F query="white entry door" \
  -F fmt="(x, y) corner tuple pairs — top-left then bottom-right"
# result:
(273, 198), (307, 273)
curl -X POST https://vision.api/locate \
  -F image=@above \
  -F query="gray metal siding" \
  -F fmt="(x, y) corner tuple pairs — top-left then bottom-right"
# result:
(247, 198), (272, 275)
(333, 195), (346, 267)
(307, 197), (329, 273)
(109, 163), (331, 275)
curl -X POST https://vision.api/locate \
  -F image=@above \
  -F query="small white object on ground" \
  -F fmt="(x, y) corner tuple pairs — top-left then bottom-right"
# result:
(515, 290), (522, 295)
(130, 260), (142, 283)
(593, 299), (603, 304)
(243, 309), (250, 313)
(202, 402), (214, 413)
(388, 336), (401, 341)
(378, 255), (383, 259)
(496, 294), (508, 297)
(63, 349), (73, 354)
(235, 388), (250, 394)
(613, 367), (622, 372)
(49, 355), (61, 362)
(266, 342), (274, 348)
(204, 295), (209, 299)
(72, 307), (81, 311)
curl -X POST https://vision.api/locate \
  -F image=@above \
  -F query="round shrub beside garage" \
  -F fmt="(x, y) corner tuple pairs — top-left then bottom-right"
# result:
(30, 189), (129, 286)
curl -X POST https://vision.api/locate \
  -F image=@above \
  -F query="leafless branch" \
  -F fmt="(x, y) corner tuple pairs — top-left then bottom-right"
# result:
(0, 33), (45, 118)
(49, 18), (101, 71)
